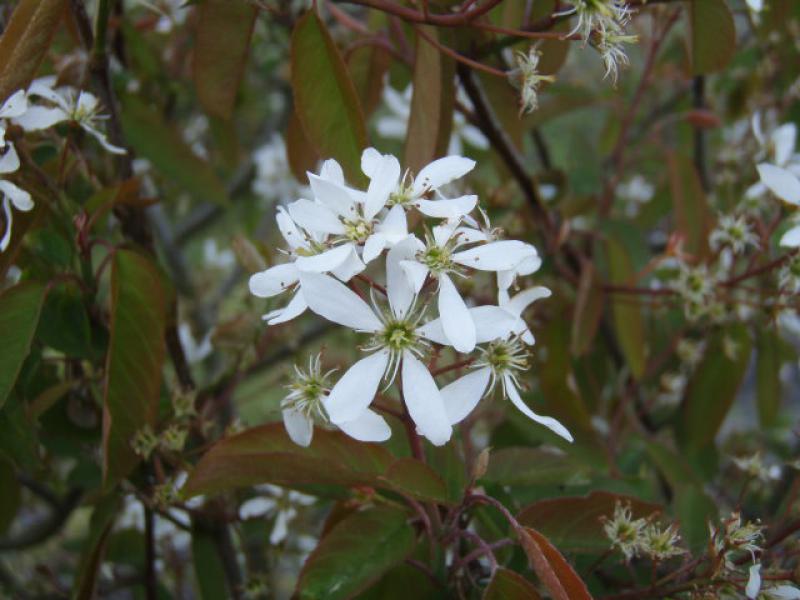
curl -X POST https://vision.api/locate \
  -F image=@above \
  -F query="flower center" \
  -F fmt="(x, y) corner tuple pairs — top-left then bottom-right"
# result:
(421, 244), (454, 274)
(283, 357), (331, 420)
(343, 217), (373, 243)
(388, 182), (414, 207)
(380, 319), (418, 352)
(480, 339), (528, 377)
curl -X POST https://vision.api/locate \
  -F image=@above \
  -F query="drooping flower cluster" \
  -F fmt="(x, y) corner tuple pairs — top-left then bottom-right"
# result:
(602, 501), (685, 561)
(513, 48), (555, 115)
(249, 148), (572, 448)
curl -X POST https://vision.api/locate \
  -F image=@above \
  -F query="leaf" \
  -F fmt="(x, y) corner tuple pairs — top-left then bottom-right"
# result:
(0, 281), (47, 410)
(103, 250), (167, 488)
(73, 495), (122, 600)
(291, 10), (368, 185)
(519, 527), (593, 600)
(517, 491), (662, 553)
(756, 328), (785, 428)
(192, 525), (230, 600)
(484, 447), (589, 487)
(0, 455), (20, 534)
(193, 0), (257, 119)
(0, 0), (65, 102)
(673, 484), (717, 554)
(297, 505), (415, 600)
(688, 0), (736, 75)
(182, 423), (450, 503)
(348, 44), (392, 117)
(678, 323), (752, 454)
(484, 568), (542, 600)
(120, 97), (229, 206)
(37, 283), (95, 359)
(358, 562), (440, 600)
(286, 109), (320, 183)
(571, 262), (605, 357)
(667, 152), (711, 259)
(606, 237), (647, 379)
(404, 26), (455, 174)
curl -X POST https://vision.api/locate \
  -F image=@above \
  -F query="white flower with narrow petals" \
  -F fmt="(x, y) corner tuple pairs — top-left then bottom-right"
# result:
(240, 485), (315, 544)
(747, 113), (800, 200)
(0, 144), (34, 252)
(14, 77), (126, 155)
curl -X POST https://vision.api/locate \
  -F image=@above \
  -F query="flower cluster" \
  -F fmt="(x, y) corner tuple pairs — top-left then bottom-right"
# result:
(0, 78), (123, 252)
(249, 148), (572, 447)
(602, 501), (685, 561)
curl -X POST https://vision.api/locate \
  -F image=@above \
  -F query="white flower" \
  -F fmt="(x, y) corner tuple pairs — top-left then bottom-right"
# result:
(376, 83), (488, 155)
(755, 163), (800, 247)
(513, 48), (555, 115)
(747, 563), (762, 599)
(564, 0), (633, 40)
(746, 0), (763, 12)
(178, 323), (213, 364)
(14, 77), (126, 155)
(203, 238), (236, 269)
(0, 144), (34, 252)
(617, 175), (654, 217)
(0, 90), (29, 147)
(399, 223), (539, 352)
(240, 485), (315, 545)
(768, 585), (800, 599)
(709, 214), (759, 254)
(596, 31), (637, 85)
(252, 135), (307, 202)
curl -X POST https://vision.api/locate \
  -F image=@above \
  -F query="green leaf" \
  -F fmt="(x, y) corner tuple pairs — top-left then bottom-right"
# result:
(358, 562), (440, 600)
(484, 447), (590, 487)
(120, 97), (230, 206)
(73, 495), (122, 600)
(297, 505), (415, 600)
(571, 262), (605, 357)
(679, 323), (752, 454)
(688, 0), (736, 75)
(348, 44), (392, 118)
(103, 250), (167, 488)
(290, 10), (368, 185)
(606, 237), (647, 379)
(183, 424), (451, 504)
(286, 110), (320, 183)
(667, 152), (711, 259)
(756, 328), (784, 428)
(673, 484), (717, 554)
(0, 0), (65, 102)
(192, 526), (230, 600)
(0, 281), (48, 410)
(404, 26), (454, 174)
(37, 284), (95, 359)
(517, 491), (662, 553)
(0, 455), (20, 534)
(484, 568), (542, 600)
(519, 527), (592, 600)
(193, 0), (257, 119)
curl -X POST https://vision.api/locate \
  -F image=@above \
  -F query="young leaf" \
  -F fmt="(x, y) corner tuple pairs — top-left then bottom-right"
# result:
(296, 505), (415, 600)
(606, 237), (647, 379)
(519, 527), (593, 600)
(291, 10), (368, 185)
(103, 250), (167, 488)
(194, 0), (258, 119)
(688, 0), (736, 75)
(0, 0), (65, 102)
(484, 568), (542, 600)
(0, 281), (48, 410)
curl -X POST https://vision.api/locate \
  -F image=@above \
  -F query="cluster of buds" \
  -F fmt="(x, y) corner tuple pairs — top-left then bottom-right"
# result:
(131, 422), (189, 458)
(672, 262), (724, 322)
(602, 501), (685, 561)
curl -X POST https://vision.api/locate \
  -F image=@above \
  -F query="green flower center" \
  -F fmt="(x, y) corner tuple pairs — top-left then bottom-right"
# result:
(343, 218), (373, 243)
(421, 245), (454, 274)
(482, 339), (528, 375)
(380, 320), (417, 351)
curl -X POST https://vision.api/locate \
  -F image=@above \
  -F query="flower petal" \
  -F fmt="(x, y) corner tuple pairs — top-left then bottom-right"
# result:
(0, 181), (33, 211)
(299, 272), (382, 331)
(505, 375), (573, 442)
(504, 286), (552, 317)
(439, 274), (476, 353)
(0, 143), (20, 174)
(82, 123), (127, 155)
(387, 236), (422, 319)
(249, 264), (299, 298)
(337, 407), (392, 442)
(780, 225), (800, 248)
(400, 259), (429, 294)
(364, 153), (401, 220)
(745, 563), (761, 599)
(295, 244), (353, 273)
(287, 198), (345, 235)
(773, 123), (797, 167)
(415, 195), (477, 219)
(276, 206), (308, 251)
(263, 290), (308, 325)
(360, 147), (383, 178)
(453, 240), (538, 272)
(470, 305), (519, 343)
(307, 173), (358, 217)
(0, 90), (28, 119)
(319, 158), (345, 185)
(323, 350), (389, 423)
(376, 205), (408, 244)
(416, 318), (448, 345)
(757, 163), (800, 205)
(402, 351), (452, 446)
(412, 155), (475, 196)
(363, 233), (388, 264)
(13, 105), (67, 131)
(330, 245), (366, 281)
(0, 199), (12, 252)
(282, 407), (314, 447)
(441, 367), (490, 425)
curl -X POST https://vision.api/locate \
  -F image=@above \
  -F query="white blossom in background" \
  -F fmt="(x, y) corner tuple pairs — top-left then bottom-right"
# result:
(249, 146), (572, 448)
(239, 485), (315, 545)
(616, 175), (654, 217)
(14, 77), (126, 155)
(376, 83), (489, 155)
(178, 323), (213, 364)
(132, 0), (189, 33)
(755, 162), (800, 247)
(203, 238), (236, 270)
(747, 113), (800, 201)
(709, 214), (759, 255)
(252, 135), (308, 203)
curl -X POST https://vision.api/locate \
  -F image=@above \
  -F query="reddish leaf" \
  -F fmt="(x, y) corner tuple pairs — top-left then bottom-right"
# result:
(483, 568), (542, 600)
(103, 250), (167, 488)
(520, 527), (593, 600)
(667, 152), (712, 259)
(348, 44), (392, 117)
(193, 0), (257, 119)
(286, 110), (320, 184)
(571, 262), (605, 357)
(380, 457), (449, 504)
(606, 237), (647, 379)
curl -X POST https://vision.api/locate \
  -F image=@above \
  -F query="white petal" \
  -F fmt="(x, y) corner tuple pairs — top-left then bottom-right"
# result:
(239, 497), (275, 519)
(270, 508), (295, 544)
(471, 306), (519, 343)
(415, 195), (477, 219)
(295, 244), (353, 273)
(362, 233), (388, 264)
(401, 351), (452, 446)
(276, 206), (308, 251)
(375, 205), (408, 244)
(752, 113), (765, 146)
(453, 240), (538, 272)
(773, 123), (797, 167)
(0, 90), (28, 119)
(505, 375), (573, 442)
(330, 245), (366, 281)
(441, 367), (490, 425)
(461, 125), (489, 150)
(299, 272), (382, 331)
(0, 181), (33, 211)
(361, 147), (383, 178)
(416, 319), (448, 345)
(438, 274), (476, 353)
(780, 225), (800, 248)
(282, 407), (314, 447)
(400, 259), (429, 294)
(387, 236), (422, 319)
(288, 198), (345, 235)
(319, 158), (345, 185)
(264, 290), (308, 325)
(307, 173), (358, 217)
(432, 223), (456, 248)
(13, 105), (67, 131)
(323, 350), (389, 423)
(771, 585), (800, 599)
(383, 85), (411, 119)
(412, 156), (475, 196)
(504, 286), (552, 317)
(82, 123), (127, 155)
(757, 163), (800, 205)
(27, 77), (66, 106)
(376, 118), (408, 139)
(514, 252), (543, 276)
(453, 226), (489, 246)
(0, 144), (20, 174)
(746, 563), (761, 599)
(0, 199), (12, 252)
(337, 407), (392, 443)
(249, 264), (299, 298)
(364, 154), (400, 220)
